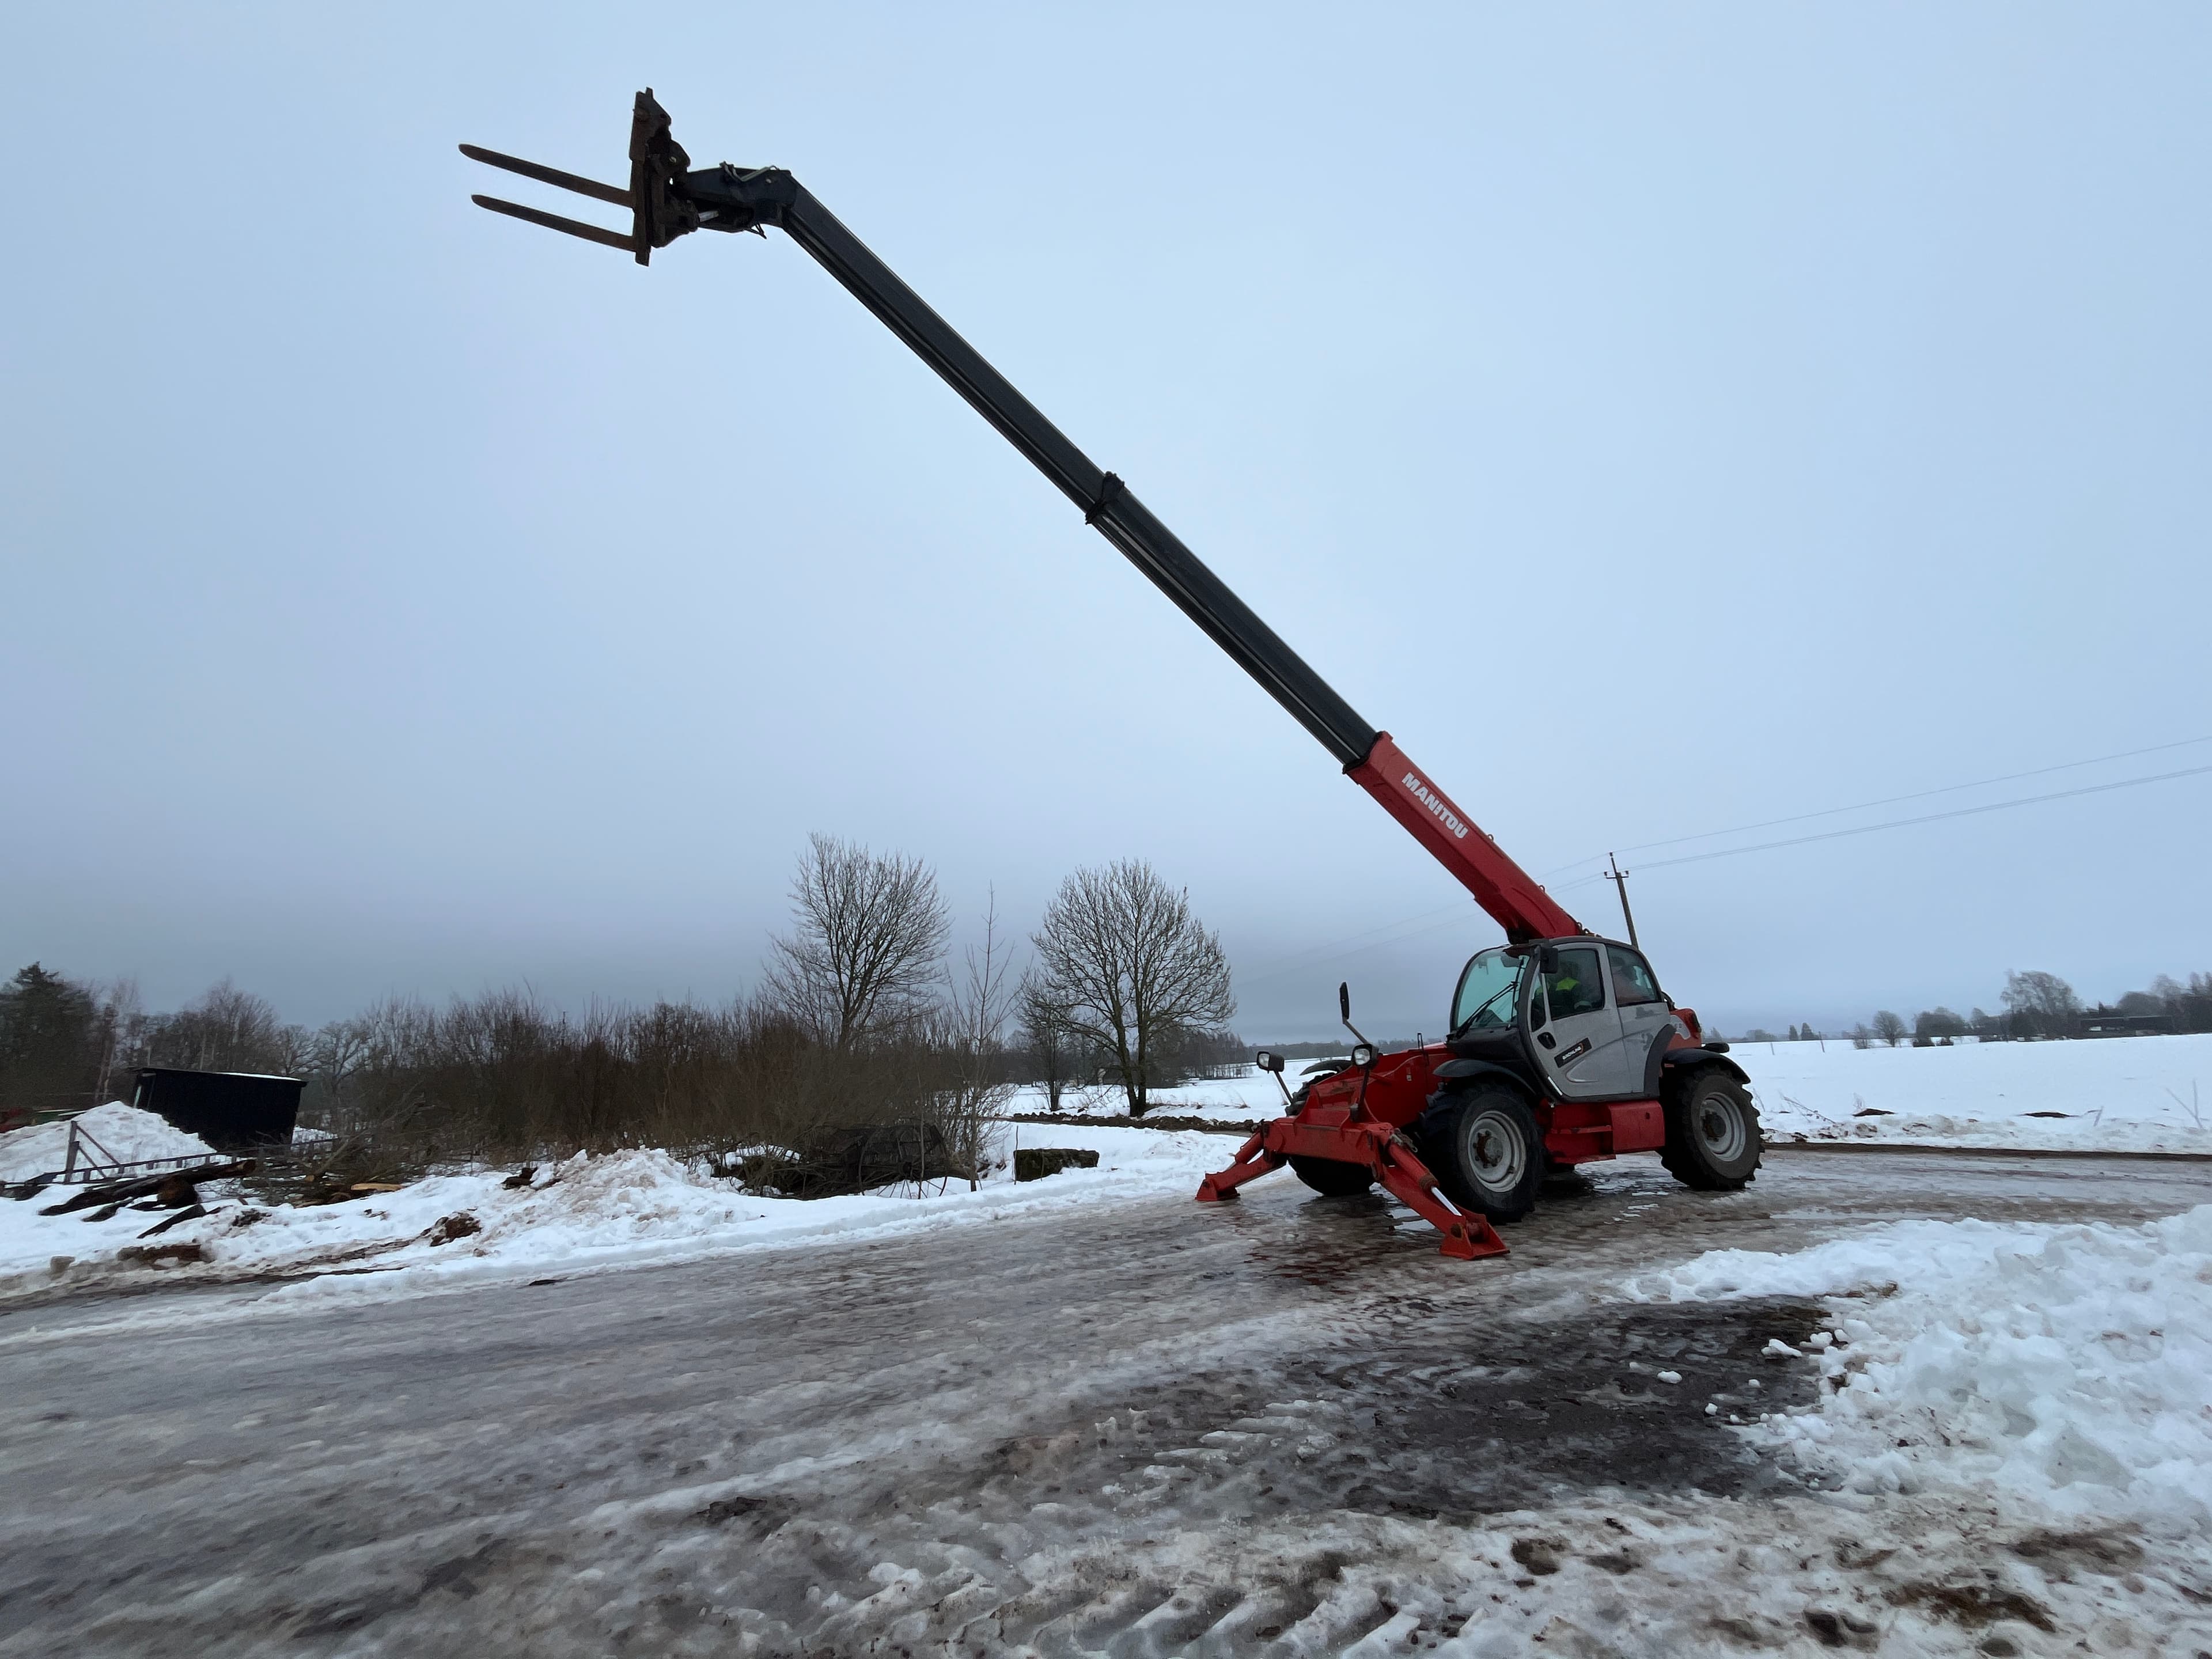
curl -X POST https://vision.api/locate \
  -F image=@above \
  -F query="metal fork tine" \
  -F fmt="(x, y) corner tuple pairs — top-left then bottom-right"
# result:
(469, 195), (640, 255)
(459, 143), (633, 209)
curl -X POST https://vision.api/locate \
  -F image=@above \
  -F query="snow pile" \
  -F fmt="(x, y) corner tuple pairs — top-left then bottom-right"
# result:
(0, 1103), (215, 1183)
(1634, 1206), (2212, 1532)
(1744, 1031), (2212, 1152)
(2, 1123), (1233, 1301)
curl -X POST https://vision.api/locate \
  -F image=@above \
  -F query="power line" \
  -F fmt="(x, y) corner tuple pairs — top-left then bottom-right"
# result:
(1543, 732), (2212, 878)
(1634, 763), (2212, 872)
(1234, 755), (2212, 991)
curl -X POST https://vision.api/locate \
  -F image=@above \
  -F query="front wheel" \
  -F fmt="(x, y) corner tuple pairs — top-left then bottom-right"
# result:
(1416, 1085), (1544, 1223)
(1660, 1066), (1763, 1190)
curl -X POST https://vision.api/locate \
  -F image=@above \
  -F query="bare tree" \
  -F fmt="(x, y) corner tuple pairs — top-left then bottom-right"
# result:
(1030, 859), (1235, 1116)
(929, 891), (1020, 1189)
(1017, 969), (1080, 1111)
(142, 979), (304, 1075)
(2157, 972), (2212, 1034)
(89, 979), (145, 1104)
(1913, 1006), (1967, 1042)
(2002, 969), (2081, 1039)
(764, 834), (950, 1048)
(1870, 1009), (1907, 1048)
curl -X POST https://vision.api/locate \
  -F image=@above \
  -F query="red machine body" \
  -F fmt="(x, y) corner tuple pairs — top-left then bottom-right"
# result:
(1277, 1045), (1672, 1161)
(1192, 1041), (1679, 1260)
(1347, 733), (1581, 943)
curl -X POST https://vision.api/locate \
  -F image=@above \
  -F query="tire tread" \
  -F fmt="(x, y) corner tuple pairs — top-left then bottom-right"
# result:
(1658, 1065), (1763, 1190)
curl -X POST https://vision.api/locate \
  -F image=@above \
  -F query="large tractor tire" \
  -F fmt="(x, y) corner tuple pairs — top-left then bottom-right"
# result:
(1660, 1065), (1763, 1190)
(1289, 1155), (1374, 1196)
(1415, 1085), (1545, 1224)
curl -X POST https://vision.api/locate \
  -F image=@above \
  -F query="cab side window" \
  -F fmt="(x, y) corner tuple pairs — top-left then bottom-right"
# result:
(1544, 946), (1605, 1018)
(1608, 946), (1662, 1007)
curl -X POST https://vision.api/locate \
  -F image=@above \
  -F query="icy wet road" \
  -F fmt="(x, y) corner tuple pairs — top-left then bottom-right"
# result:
(3, 1152), (2207, 1657)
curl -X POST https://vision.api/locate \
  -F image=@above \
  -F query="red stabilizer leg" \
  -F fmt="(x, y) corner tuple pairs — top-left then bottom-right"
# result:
(1195, 1132), (1284, 1202)
(1374, 1138), (1508, 1260)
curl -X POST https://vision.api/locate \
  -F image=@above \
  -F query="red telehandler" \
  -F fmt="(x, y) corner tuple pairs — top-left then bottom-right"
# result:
(463, 93), (1763, 1261)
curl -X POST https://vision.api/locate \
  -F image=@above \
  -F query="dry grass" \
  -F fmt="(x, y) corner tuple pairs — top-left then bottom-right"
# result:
(298, 991), (1012, 1193)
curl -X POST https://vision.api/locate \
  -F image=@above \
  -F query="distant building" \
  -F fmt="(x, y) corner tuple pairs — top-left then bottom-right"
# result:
(2078, 1011), (2175, 1039)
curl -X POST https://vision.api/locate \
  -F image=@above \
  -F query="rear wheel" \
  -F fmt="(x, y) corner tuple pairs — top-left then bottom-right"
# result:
(1660, 1066), (1762, 1190)
(1416, 1085), (1544, 1223)
(1289, 1155), (1374, 1196)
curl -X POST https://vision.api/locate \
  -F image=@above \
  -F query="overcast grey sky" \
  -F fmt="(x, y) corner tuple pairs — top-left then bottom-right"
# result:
(5, 3), (2208, 1040)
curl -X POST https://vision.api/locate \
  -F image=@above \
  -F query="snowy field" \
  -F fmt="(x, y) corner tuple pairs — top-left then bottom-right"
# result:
(0, 1115), (1228, 1304)
(1010, 1068), (1296, 1122)
(1740, 1032), (2212, 1153)
(1024, 1034), (2212, 1154)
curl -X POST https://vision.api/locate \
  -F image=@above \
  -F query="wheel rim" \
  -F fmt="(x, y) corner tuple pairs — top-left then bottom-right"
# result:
(1695, 1090), (1748, 1162)
(1465, 1108), (1528, 1194)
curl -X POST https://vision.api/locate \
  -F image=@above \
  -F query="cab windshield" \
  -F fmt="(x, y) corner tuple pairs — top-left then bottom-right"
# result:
(1450, 948), (1527, 1032)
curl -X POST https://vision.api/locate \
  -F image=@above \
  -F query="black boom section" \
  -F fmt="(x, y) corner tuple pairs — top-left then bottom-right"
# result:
(682, 162), (1380, 768)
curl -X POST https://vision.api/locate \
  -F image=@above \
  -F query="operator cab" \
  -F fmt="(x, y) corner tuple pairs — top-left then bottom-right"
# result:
(1447, 938), (1680, 1103)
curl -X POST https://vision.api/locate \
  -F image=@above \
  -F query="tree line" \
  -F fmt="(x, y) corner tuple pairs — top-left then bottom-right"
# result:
(0, 839), (1240, 1177)
(0, 965), (301, 1131)
(1732, 965), (2212, 1049)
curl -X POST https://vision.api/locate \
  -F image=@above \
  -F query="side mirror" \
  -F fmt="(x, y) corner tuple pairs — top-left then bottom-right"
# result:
(1254, 1050), (1285, 1074)
(1351, 1043), (1376, 1069)
(1338, 979), (1372, 1048)
(1537, 945), (1560, 975)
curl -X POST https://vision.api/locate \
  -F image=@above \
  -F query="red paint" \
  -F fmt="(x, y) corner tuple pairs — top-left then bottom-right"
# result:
(1607, 1101), (1666, 1153)
(1194, 1116), (1508, 1262)
(1197, 1038), (1679, 1259)
(1346, 733), (1584, 942)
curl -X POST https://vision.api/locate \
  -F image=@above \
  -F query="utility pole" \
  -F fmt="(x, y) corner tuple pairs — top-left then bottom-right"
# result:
(1603, 853), (1639, 949)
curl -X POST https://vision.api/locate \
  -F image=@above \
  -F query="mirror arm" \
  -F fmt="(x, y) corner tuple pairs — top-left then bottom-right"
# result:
(1337, 980), (1373, 1051)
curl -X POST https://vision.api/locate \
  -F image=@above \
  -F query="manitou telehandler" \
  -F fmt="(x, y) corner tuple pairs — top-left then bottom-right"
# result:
(463, 93), (1762, 1261)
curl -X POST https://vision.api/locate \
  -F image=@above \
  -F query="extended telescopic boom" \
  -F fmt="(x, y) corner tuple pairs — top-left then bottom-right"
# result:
(464, 91), (1584, 942)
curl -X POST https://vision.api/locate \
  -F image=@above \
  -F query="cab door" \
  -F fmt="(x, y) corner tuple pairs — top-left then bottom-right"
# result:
(1606, 944), (1675, 1095)
(1529, 942), (1627, 1100)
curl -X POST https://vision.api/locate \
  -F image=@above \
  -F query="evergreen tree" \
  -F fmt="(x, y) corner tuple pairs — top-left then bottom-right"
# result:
(0, 963), (103, 1120)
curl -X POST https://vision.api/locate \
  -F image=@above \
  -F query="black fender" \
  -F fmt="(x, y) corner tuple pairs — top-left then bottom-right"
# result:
(1432, 1056), (1536, 1092)
(1418, 1062), (1547, 1181)
(1656, 1045), (1750, 1090)
(1427, 1058), (1546, 1127)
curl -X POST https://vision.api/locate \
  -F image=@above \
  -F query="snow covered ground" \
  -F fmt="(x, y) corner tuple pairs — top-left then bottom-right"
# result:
(1023, 1035), (2212, 1154)
(1613, 1204), (2212, 1649)
(9, 1153), (2209, 1657)
(1009, 1068), (1296, 1122)
(1741, 1032), (2212, 1153)
(0, 1115), (1229, 1303)
(1637, 1207), (2212, 1529)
